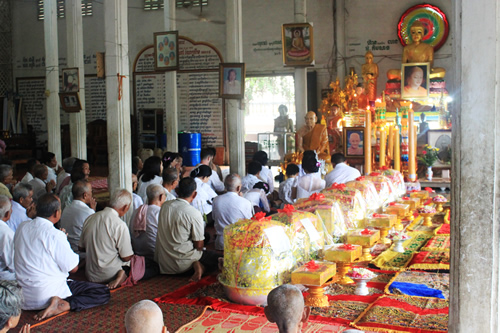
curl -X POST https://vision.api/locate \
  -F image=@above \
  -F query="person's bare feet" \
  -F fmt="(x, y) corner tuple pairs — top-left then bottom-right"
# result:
(34, 297), (70, 321)
(107, 270), (127, 289)
(189, 261), (205, 282)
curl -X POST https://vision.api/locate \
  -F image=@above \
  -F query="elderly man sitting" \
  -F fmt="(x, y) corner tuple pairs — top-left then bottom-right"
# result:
(264, 284), (310, 333)
(60, 180), (96, 260)
(124, 300), (168, 333)
(0, 165), (14, 199)
(79, 189), (134, 289)
(29, 164), (56, 200)
(0, 280), (30, 332)
(14, 194), (110, 320)
(0, 195), (14, 281)
(212, 173), (253, 251)
(7, 183), (35, 232)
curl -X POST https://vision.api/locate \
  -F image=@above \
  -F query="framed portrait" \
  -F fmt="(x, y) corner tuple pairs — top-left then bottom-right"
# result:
(343, 127), (365, 158)
(282, 23), (314, 66)
(154, 31), (179, 71)
(219, 63), (245, 99)
(401, 62), (430, 99)
(59, 92), (82, 113)
(62, 67), (79, 92)
(427, 130), (451, 165)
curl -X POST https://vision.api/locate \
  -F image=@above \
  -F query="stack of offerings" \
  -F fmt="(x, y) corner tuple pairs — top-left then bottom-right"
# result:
(321, 183), (367, 229)
(364, 173), (398, 205)
(345, 176), (382, 214)
(377, 168), (406, 198)
(294, 193), (348, 243)
(220, 210), (329, 305)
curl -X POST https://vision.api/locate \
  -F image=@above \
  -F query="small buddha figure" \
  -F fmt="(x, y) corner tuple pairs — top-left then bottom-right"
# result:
(296, 111), (330, 162)
(355, 83), (369, 110)
(361, 51), (379, 102)
(387, 21), (446, 80)
(274, 105), (294, 132)
(417, 112), (430, 144)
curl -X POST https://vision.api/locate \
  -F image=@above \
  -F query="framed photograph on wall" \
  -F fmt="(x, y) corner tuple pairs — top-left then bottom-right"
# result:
(282, 23), (314, 66)
(59, 92), (82, 112)
(62, 67), (79, 92)
(401, 62), (430, 99)
(154, 31), (179, 71)
(343, 127), (365, 158)
(219, 63), (245, 99)
(427, 130), (451, 165)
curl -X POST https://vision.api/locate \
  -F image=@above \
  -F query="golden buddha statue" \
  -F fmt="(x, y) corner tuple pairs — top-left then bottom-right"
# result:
(296, 111), (330, 162)
(387, 21), (446, 80)
(361, 51), (379, 101)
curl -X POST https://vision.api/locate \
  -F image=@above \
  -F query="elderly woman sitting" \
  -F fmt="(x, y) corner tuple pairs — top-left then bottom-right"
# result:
(0, 280), (30, 332)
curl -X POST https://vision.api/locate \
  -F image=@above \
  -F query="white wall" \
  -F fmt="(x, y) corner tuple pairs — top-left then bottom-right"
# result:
(11, 0), (454, 110)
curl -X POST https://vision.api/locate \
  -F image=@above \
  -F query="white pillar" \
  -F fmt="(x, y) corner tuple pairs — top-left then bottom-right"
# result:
(43, 0), (61, 163)
(225, 0), (245, 176)
(164, 0), (178, 152)
(449, 0), (500, 331)
(104, 0), (132, 194)
(294, 0), (307, 130)
(66, 0), (87, 159)
(335, 0), (346, 83)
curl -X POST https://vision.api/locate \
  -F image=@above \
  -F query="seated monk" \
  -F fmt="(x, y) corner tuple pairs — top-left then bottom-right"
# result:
(387, 21), (446, 80)
(296, 111), (330, 162)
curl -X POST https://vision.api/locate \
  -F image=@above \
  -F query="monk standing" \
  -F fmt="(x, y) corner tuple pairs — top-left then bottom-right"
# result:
(296, 111), (330, 162)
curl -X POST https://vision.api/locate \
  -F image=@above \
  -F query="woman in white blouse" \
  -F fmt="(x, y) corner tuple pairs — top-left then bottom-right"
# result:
(190, 165), (218, 224)
(137, 156), (163, 201)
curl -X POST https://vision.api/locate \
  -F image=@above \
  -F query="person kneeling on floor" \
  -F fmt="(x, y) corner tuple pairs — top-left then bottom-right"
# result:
(14, 194), (110, 321)
(264, 284), (310, 333)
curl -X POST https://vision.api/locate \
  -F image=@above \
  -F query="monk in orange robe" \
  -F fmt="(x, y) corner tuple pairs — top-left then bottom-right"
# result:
(296, 111), (330, 162)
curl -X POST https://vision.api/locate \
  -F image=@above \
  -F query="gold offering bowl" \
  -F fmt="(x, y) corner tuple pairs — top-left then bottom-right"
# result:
(433, 201), (447, 213)
(303, 277), (338, 307)
(420, 212), (436, 227)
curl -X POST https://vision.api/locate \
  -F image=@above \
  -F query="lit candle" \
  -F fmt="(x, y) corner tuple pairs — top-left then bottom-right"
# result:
(364, 106), (372, 175)
(408, 105), (416, 181)
(379, 126), (386, 167)
(394, 125), (400, 171)
(387, 124), (394, 161)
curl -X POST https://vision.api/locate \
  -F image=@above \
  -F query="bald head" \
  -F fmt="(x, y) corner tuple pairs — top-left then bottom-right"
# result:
(304, 111), (317, 129)
(264, 284), (310, 333)
(125, 300), (166, 333)
(224, 173), (241, 192)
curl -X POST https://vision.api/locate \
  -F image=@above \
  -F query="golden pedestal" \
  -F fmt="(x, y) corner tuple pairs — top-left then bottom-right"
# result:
(303, 277), (338, 307)
(347, 229), (380, 262)
(434, 202), (445, 213)
(420, 212), (435, 227)
(336, 262), (354, 285)
(376, 226), (392, 245)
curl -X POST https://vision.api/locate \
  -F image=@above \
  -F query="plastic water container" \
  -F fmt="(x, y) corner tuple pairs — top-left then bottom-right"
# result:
(178, 132), (201, 166)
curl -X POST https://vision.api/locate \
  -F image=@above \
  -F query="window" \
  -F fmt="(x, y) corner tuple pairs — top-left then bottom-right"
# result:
(38, 0), (93, 20)
(144, 0), (208, 11)
(176, 0), (208, 7)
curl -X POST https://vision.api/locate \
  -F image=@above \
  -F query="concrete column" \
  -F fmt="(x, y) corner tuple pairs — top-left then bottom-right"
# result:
(225, 0), (245, 176)
(66, 0), (87, 159)
(104, 0), (132, 194)
(164, 0), (178, 152)
(449, 0), (500, 331)
(43, 0), (61, 163)
(334, 0), (345, 84)
(294, 0), (307, 130)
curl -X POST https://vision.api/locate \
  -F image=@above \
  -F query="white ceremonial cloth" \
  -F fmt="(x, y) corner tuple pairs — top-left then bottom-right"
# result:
(14, 217), (79, 310)
(325, 163), (361, 187)
(0, 222), (15, 280)
(296, 174), (326, 199)
(60, 200), (95, 253)
(244, 189), (270, 212)
(212, 192), (253, 250)
(7, 201), (30, 232)
(278, 177), (297, 206)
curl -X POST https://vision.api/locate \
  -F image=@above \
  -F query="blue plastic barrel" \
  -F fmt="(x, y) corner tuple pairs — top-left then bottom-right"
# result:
(178, 132), (201, 166)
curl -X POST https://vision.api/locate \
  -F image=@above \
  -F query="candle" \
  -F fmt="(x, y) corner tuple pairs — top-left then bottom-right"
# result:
(379, 127), (386, 167)
(364, 106), (372, 175)
(394, 125), (400, 171)
(408, 105), (416, 181)
(387, 124), (394, 160)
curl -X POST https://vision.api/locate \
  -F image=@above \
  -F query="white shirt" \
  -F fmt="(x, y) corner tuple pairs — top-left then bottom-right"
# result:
(130, 204), (161, 259)
(209, 169), (225, 192)
(7, 201), (31, 233)
(325, 163), (361, 187)
(28, 178), (47, 200)
(132, 193), (144, 212)
(0, 222), (15, 280)
(137, 175), (163, 202)
(46, 166), (57, 185)
(164, 189), (176, 201)
(56, 171), (70, 194)
(212, 192), (253, 251)
(279, 177), (297, 206)
(60, 200), (95, 254)
(296, 174), (326, 199)
(20, 172), (33, 184)
(241, 174), (261, 194)
(244, 189), (270, 212)
(14, 217), (79, 310)
(260, 166), (275, 193)
(192, 178), (217, 216)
